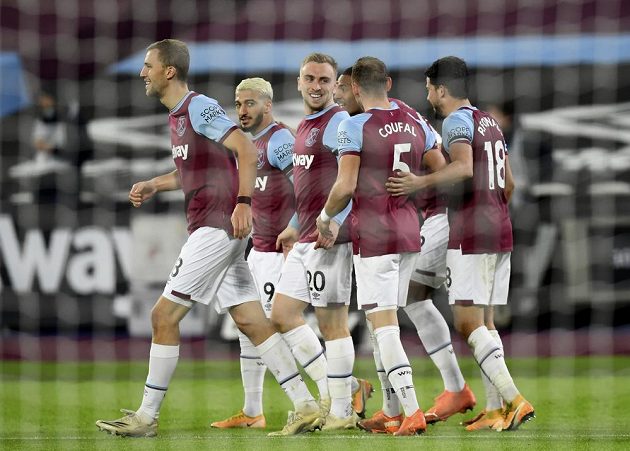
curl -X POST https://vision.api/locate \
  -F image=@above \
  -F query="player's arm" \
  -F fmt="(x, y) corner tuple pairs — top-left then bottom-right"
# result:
(129, 169), (180, 207)
(385, 146), (447, 195)
(415, 142), (473, 189)
(267, 129), (299, 255)
(315, 154), (360, 249)
(223, 129), (257, 239)
(188, 95), (256, 239)
(504, 155), (515, 203)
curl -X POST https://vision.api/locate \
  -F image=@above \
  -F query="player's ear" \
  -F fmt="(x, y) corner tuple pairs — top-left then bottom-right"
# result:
(165, 66), (177, 81)
(264, 99), (272, 114)
(385, 77), (392, 92)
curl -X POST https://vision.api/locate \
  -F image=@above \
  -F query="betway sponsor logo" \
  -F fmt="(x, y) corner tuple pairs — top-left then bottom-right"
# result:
(0, 215), (130, 294)
(292, 154), (314, 169)
(255, 176), (268, 191)
(172, 144), (189, 160)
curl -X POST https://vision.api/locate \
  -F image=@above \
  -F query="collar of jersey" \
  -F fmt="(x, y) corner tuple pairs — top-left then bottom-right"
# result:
(304, 103), (336, 120)
(170, 91), (194, 114)
(251, 122), (277, 140)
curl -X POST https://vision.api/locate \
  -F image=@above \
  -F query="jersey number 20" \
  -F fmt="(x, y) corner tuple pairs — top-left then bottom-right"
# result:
(483, 140), (506, 190)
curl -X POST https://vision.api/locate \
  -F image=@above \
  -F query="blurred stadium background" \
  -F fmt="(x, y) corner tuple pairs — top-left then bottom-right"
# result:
(1, 1), (630, 446)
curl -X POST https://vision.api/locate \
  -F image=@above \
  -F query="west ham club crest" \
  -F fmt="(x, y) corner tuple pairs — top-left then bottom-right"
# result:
(256, 147), (265, 169)
(305, 128), (320, 147)
(176, 116), (187, 137)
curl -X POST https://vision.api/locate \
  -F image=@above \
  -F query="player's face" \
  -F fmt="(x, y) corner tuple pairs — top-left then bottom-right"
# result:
(235, 89), (268, 134)
(334, 74), (362, 116)
(140, 49), (169, 99)
(297, 62), (336, 114)
(426, 77), (445, 119)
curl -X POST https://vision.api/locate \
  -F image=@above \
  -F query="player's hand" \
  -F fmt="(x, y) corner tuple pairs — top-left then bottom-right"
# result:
(276, 226), (299, 259)
(231, 203), (253, 239)
(313, 219), (340, 250)
(386, 171), (423, 196)
(129, 180), (157, 207)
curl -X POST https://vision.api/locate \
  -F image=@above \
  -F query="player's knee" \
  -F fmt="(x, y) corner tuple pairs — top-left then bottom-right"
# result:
(269, 310), (289, 333)
(318, 322), (349, 341)
(150, 305), (177, 331)
(453, 317), (477, 340)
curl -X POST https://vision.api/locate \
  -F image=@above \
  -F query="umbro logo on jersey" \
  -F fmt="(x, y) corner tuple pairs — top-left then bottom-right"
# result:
(292, 154), (314, 169)
(305, 128), (320, 147)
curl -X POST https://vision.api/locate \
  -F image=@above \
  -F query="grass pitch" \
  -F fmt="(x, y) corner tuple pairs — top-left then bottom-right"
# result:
(2, 356), (630, 450)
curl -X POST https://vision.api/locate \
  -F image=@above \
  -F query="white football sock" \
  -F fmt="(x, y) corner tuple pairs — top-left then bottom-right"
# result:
(325, 337), (355, 418)
(367, 320), (400, 416)
(137, 343), (179, 420)
(350, 376), (360, 394)
(375, 325), (419, 417)
(468, 326), (519, 403)
(256, 333), (316, 410)
(404, 300), (465, 392)
(282, 324), (329, 399)
(238, 332), (266, 417)
(483, 329), (505, 410)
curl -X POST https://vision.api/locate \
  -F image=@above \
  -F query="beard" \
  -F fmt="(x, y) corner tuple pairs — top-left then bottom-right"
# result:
(432, 103), (446, 120)
(240, 112), (264, 133)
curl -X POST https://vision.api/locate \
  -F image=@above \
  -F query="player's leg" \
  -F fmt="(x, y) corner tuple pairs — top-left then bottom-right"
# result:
(229, 300), (324, 435)
(356, 253), (425, 436)
(449, 251), (534, 431)
(403, 213), (472, 423)
(96, 296), (189, 437)
(210, 331), (267, 428)
(96, 227), (236, 437)
(485, 253), (534, 431)
(270, 243), (330, 404)
(358, 316), (402, 433)
(299, 242), (356, 430)
(315, 304), (358, 429)
(211, 248), (280, 429)
(368, 308), (425, 436)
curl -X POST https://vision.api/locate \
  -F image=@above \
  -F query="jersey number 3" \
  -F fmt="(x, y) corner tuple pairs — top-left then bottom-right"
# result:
(483, 140), (506, 190)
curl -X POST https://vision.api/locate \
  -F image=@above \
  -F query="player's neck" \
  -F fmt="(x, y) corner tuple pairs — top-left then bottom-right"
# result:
(443, 98), (472, 117)
(360, 94), (390, 111)
(161, 83), (190, 111)
(304, 100), (334, 116)
(252, 115), (274, 136)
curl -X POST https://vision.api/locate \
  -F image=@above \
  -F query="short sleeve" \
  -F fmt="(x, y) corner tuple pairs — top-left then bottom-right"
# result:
(188, 95), (237, 142)
(267, 128), (295, 171)
(338, 115), (368, 157)
(322, 110), (350, 153)
(442, 110), (474, 153)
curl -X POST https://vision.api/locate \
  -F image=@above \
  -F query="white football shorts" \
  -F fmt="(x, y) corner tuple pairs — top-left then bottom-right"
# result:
(162, 226), (259, 313)
(276, 241), (352, 307)
(246, 248), (285, 318)
(410, 213), (449, 288)
(446, 249), (511, 306)
(354, 252), (418, 311)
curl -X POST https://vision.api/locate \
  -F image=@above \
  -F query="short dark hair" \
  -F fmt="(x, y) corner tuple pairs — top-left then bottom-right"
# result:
(424, 56), (469, 99)
(342, 66), (353, 77)
(147, 39), (190, 82)
(301, 53), (338, 73)
(351, 57), (389, 94)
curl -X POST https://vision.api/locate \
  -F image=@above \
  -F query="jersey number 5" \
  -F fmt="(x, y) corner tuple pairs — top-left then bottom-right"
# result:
(483, 140), (506, 190)
(393, 143), (411, 172)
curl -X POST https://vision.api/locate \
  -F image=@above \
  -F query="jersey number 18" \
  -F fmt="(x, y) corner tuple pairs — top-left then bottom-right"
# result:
(483, 140), (506, 190)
